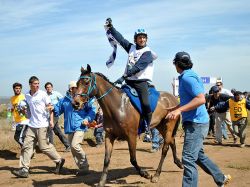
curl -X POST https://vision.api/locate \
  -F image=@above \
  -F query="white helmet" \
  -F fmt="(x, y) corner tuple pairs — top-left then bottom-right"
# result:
(134, 28), (147, 39)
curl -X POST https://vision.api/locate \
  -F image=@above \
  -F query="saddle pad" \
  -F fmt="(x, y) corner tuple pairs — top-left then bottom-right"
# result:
(121, 84), (160, 114)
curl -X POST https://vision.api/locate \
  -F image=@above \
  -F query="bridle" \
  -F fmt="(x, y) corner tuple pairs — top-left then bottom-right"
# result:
(77, 73), (114, 101)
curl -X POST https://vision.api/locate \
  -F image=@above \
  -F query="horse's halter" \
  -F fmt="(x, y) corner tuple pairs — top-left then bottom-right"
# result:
(77, 73), (114, 101)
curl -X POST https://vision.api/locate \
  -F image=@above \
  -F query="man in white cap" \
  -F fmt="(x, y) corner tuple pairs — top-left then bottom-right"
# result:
(53, 81), (96, 176)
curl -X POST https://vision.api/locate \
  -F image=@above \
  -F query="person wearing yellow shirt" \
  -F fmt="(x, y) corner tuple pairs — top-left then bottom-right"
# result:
(215, 91), (250, 148)
(10, 82), (29, 147)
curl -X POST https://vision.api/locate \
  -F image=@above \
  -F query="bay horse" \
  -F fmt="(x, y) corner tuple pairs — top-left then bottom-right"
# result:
(73, 64), (183, 187)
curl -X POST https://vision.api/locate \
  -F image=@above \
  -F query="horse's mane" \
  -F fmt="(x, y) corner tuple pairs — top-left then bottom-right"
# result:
(95, 72), (119, 88)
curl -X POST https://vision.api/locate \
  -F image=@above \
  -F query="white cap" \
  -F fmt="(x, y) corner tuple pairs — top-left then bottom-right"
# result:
(68, 81), (77, 89)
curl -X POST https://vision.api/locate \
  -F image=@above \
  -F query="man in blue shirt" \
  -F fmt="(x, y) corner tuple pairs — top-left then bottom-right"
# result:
(45, 82), (71, 152)
(166, 52), (231, 187)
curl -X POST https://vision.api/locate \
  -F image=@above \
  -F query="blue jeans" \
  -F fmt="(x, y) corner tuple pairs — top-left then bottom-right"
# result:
(94, 127), (104, 145)
(151, 128), (163, 149)
(182, 121), (224, 187)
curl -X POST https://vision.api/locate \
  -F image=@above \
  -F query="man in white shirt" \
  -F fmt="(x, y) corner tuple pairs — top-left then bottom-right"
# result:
(12, 76), (65, 178)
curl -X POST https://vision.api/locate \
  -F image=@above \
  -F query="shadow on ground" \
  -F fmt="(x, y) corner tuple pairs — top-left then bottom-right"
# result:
(0, 150), (18, 160)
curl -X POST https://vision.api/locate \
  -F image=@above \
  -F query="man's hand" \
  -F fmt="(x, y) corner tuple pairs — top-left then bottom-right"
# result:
(105, 18), (112, 27)
(166, 109), (181, 120)
(114, 76), (125, 85)
(46, 105), (54, 112)
(82, 119), (89, 126)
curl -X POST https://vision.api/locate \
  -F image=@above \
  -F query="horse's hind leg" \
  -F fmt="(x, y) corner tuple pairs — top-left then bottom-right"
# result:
(170, 137), (183, 169)
(151, 131), (170, 183)
(127, 134), (151, 179)
(98, 134), (115, 187)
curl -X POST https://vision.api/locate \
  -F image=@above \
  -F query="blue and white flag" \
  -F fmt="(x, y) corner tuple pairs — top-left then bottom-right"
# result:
(105, 29), (119, 68)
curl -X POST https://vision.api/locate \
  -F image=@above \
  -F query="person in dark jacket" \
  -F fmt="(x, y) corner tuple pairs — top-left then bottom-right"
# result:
(207, 86), (236, 144)
(53, 81), (96, 176)
(104, 18), (157, 134)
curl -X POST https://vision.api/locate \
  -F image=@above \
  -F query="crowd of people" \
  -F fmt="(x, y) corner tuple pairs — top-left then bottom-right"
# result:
(206, 80), (250, 148)
(9, 78), (104, 178)
(6, 17), (249, 187)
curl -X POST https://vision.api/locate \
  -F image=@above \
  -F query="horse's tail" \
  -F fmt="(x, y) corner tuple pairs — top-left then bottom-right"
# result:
(172, 115), (181, 137)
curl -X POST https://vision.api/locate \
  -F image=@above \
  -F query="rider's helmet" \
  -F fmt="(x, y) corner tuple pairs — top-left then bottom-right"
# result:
(134, 28), (147, 40)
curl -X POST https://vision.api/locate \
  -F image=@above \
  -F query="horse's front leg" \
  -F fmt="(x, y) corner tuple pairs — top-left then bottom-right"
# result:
(127, 134), (151, 179)
(98, 133), (115, 187)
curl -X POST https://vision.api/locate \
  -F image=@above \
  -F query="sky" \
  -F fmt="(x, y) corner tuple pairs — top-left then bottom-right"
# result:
(1, 0), (250, 97)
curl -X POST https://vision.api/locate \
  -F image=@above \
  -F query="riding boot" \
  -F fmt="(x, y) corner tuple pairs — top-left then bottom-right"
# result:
(145, 112), (152, 135)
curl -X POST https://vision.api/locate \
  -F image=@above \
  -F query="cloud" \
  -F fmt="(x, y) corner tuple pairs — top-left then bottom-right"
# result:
(0, 0), (250, 96)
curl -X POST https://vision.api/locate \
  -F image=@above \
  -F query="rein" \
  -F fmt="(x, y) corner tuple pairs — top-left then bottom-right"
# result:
(78, 73), (114, 101)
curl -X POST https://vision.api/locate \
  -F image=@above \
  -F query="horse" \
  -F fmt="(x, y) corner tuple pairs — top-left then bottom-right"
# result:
(73, 64), (183, 187)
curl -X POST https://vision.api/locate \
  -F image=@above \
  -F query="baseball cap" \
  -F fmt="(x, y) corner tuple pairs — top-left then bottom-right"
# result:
(68, 81), (77, 89)
(173, 51), (191, 63)
(211, 86), (219, 93)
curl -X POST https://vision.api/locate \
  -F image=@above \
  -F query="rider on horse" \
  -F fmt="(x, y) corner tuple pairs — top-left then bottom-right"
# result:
(104, 18), (157, 134)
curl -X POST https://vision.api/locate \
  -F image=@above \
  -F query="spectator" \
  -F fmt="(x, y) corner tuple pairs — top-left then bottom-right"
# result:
(12, 76), (64, 178)
(53, 81), (96, 176)
(208, 86), (237, 144)
(166, 51), (231, 187)
(215, 91), (250, 147)
(216, 81), (233, 96)
(10, 82), (29, 148)
(206, 89), (215, 137)
(45, 82), (71, 152)
(94, 107), (104, 147)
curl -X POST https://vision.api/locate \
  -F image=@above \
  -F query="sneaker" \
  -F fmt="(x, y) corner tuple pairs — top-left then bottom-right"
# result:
(54, 158), (65, 174)
(76, 165), (90, 176)
(233, 137), (237, 144)
(65, 146), (71, 152)
(218, 174), (232, 187)
(240, 143), (245, 148)
(12, 168), (29, 178)
(214, 140), (222, 145)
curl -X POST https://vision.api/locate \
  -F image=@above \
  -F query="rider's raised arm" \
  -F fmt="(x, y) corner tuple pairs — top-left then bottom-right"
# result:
(109, 27), (132, 53)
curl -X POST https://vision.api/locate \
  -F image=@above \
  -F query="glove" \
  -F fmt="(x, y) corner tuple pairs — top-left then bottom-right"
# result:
(114, 76), (125, 85)
(104, 18), (113, 29)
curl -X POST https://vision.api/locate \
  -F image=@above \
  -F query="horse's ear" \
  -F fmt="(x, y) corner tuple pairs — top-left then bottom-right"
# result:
(81, 66), (85, 72)
(87, 64), (91, 73)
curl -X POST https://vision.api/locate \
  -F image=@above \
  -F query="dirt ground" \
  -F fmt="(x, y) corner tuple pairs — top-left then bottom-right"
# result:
(0, 128), (250, 187)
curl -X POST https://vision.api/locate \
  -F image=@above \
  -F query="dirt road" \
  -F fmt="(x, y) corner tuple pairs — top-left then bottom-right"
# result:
(0, 130), (250, 187)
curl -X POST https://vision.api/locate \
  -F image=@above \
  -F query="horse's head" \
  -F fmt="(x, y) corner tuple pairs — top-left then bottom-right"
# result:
(72, 64), (96, 110)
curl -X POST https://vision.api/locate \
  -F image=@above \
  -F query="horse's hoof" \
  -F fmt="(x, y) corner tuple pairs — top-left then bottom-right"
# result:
(140, 169), (151, 179)
(151, 175), (159, 183)
(174, 159), (184, 169)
